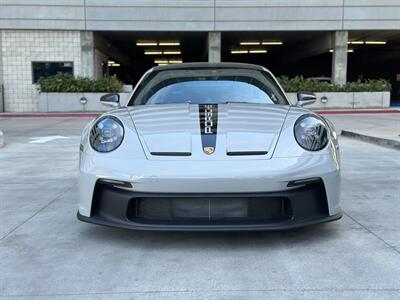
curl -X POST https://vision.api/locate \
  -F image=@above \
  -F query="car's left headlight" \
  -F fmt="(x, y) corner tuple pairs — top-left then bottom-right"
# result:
(294, 114), (328, 151)
(90, 116), (124, 153)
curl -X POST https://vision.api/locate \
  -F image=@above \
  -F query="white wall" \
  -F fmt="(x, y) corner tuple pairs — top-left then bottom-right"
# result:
(0, 30), (82, 112)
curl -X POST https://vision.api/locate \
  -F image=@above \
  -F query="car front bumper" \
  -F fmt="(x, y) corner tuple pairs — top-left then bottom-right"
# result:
(77, 178), (342, 231)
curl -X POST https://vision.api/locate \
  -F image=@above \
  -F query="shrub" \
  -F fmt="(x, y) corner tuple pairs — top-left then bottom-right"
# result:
(38, 73), (123, 93)
(277, 76), (391, 93)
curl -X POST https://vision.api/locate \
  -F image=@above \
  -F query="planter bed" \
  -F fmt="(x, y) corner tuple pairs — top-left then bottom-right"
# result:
(286, 92), (390, 109)
(39, 91), (390, 112)
(39, 93), (131, 112)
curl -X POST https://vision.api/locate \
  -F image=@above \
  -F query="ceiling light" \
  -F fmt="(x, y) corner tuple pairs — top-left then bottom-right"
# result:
(348, 41), (364, 45)
(168, 59), (183, 64)
(365, 41), (387, 45)
(231, 50), (249, 54)
(329, 49), (354, 53)
(144, 51), (163, 55)
(262, 41), (283, 45)
(136, 41), (157, 46)
(107, 61), (121, 67)
(249, 49), (267, 54)
(163, 51), (181, 55)
(154, 59), (168, 64)
(240, 41), (260, 46)
(159, 42), (180, 46)
(158, 63), (169, 66)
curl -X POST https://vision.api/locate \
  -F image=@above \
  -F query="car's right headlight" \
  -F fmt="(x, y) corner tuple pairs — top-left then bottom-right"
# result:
(90, 116), (124, 153)
(294, 114), (328, 151)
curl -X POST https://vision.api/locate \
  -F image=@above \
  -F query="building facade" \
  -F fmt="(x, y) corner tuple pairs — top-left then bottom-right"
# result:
(1, 1), (400, 112)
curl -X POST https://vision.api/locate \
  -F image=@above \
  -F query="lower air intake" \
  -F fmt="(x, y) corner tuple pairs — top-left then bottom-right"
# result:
(129, 196), (292, 225)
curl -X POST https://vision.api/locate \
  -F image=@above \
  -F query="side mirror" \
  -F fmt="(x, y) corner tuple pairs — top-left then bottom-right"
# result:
(100, 93), (120, 108)
(297, 92), (316, 107)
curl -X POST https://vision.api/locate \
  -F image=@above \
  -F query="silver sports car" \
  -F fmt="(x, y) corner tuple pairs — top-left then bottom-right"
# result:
(77, 62), (341, 231)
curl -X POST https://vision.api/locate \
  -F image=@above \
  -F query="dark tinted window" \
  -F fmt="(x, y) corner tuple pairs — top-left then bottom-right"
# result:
(32, 62), (73, 83)
(130, 68), (288, 106)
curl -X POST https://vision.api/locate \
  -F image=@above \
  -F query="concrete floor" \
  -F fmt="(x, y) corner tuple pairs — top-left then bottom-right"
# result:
(0, 115), (399, 299)
(325, 113), (400, 142)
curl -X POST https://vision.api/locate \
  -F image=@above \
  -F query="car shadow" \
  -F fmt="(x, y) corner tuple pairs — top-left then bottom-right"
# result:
(80, 221), (344, 250)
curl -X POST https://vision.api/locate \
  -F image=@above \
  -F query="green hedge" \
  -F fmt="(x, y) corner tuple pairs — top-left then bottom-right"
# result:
(277, 76), (391, 93)
(38, 73), (123, 93)
(38, 73), (391, 94)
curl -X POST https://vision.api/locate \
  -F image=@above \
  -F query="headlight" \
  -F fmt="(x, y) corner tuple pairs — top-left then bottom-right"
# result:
(90, 116), (124, 152)
(294, 114), (328, 151)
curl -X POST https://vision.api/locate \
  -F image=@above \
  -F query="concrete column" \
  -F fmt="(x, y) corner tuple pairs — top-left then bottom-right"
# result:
(331, 31), (348, 86)
(0, 30), (4, 112)
(80, 31), (95, 78)
(208, 32), (221, 63)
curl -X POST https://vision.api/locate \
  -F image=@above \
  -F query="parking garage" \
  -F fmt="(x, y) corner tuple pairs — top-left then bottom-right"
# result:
(90, 30), (400, 105)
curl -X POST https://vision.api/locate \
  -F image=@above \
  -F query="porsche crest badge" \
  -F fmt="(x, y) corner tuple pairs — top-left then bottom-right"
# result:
(203, 147), (215, 155)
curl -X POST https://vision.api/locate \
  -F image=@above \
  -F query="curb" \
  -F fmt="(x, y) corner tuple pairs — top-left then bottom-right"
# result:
(316, 109), (400, 115)
(341, 130), (400, 151)
(0, 113), (99, 118)
(0, 131), (4, 148)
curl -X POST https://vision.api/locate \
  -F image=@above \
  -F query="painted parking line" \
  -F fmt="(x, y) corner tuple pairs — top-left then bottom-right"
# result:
(29, 136), (70, 144)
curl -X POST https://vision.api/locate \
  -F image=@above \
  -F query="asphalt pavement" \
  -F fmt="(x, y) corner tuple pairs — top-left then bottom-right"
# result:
(0, 114), (399, 299)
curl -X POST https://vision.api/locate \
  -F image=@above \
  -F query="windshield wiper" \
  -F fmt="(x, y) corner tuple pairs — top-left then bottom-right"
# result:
(223, 101), (261, 104)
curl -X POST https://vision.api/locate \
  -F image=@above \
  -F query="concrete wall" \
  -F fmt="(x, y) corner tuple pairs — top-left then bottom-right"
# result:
(94, 49), (108, 79)
(0, 30), (82, 112)
(38, 92), (131, 112)
(1, 1), (400, 31)
(286, 92), (391, 109)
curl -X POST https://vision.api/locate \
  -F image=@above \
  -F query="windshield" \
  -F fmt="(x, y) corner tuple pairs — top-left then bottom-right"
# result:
(129, 68), (288, 106)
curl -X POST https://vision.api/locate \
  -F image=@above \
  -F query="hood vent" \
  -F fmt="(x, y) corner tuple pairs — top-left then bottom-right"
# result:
(150, 152), (191, 156)
(227, 151), (268, 156)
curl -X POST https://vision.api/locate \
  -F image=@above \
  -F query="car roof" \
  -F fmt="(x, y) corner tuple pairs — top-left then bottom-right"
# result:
(153, 62), (266, 72)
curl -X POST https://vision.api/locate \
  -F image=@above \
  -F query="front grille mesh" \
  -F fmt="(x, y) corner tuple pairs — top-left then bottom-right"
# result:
(129, 196), (292, 224)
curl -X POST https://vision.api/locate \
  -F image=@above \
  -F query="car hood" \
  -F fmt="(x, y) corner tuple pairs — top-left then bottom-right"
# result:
(126, 103), (289, 160)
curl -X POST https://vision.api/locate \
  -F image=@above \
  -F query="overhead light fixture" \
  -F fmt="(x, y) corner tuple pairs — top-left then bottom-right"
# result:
(249, 49), (267, 54)
(262, 41), (283, 45)
(231, 50), (249, 54)
(348, 41), (364, 45)
(154, 59), (169, 64)
(163, 51), (181, 55)
(144, 51), (163, 55)
(136, 41), (157, 46)
(107, 60), (121, 67)
(329, 49), (354, 53)
(154, 59), (182, 64)
(159, 42), (180, 46)
(168, 59), (183, 64)
(365, 41), (387, 45)
(240, 41), (260, 46)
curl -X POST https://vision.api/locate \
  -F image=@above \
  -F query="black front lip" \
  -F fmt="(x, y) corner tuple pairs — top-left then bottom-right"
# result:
(77, 178), (342, 231)
(77, 211), (342, 231)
